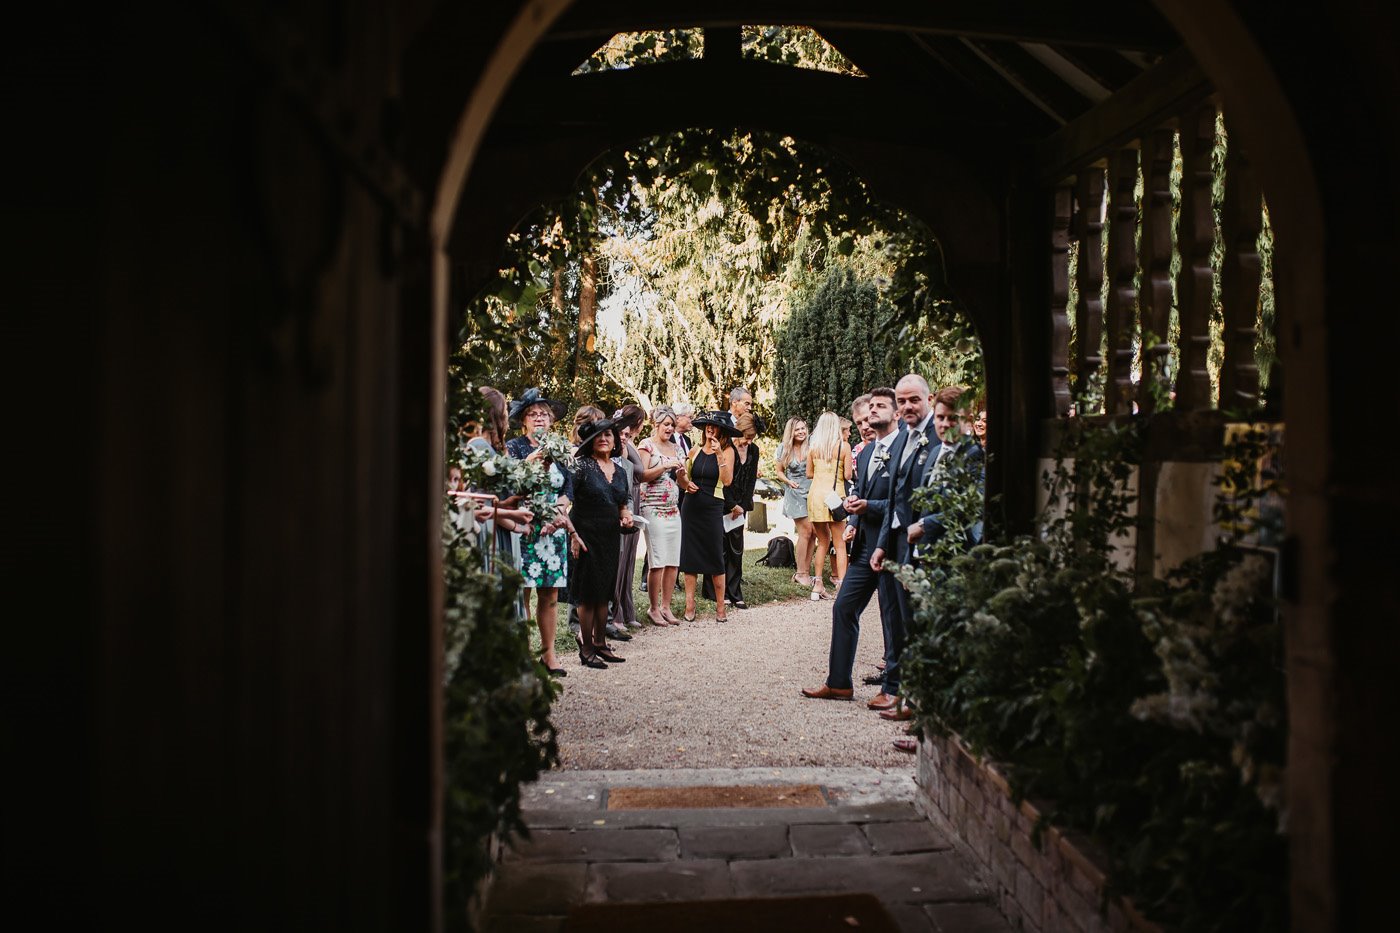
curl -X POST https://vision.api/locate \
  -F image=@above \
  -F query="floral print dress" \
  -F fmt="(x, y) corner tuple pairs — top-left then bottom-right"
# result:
(506, 436), (572, 589)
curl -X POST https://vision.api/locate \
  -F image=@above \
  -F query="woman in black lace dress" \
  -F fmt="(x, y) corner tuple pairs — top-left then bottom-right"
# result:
(568, 418), (635, 668)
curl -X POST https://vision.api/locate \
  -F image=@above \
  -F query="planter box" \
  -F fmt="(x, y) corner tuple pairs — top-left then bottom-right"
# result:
(914, 732), (1159, 933)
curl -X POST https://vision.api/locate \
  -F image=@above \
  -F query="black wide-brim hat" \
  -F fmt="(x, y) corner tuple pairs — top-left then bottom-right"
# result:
(690, 410), (743, 438)
(575, 417), (618, 456)
(509, 387), (567, 423)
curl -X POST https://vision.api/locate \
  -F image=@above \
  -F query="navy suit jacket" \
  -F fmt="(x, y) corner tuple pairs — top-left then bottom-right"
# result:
(847, 427), (904, 555)
(915, 437), (986, 547)
(875, 419), (944, 564)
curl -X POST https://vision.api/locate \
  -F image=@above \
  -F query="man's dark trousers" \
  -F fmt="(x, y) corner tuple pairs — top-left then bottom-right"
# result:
(824, 429), (902, 691)
(826, 541), (903, 691)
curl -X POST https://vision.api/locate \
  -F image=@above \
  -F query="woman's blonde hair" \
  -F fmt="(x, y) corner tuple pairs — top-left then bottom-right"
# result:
(808, 411), (844, 461)
(776, 418), (808, 470)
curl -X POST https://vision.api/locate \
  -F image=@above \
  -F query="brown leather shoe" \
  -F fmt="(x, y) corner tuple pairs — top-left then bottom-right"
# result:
(867, 693), (899, 711)
(879, 706), (914, 721)
(892, 737), (918, 754)
(801, 684), (854, 700)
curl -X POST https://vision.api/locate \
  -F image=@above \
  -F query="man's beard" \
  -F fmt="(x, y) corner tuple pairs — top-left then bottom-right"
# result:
(868, 414), (892, 431)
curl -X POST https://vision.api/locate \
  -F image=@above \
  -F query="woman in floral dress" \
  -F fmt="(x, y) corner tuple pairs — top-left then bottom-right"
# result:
(505, 388), (573, 676)
(636, 406), (685, 625)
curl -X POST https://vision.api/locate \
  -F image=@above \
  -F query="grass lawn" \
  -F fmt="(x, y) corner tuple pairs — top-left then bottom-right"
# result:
(527, 548), (811, 657)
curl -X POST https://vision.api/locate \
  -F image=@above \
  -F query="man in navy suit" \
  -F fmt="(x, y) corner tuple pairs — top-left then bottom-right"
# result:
(861, 374), (943, 711)
(802, 387), (904, 702)
(907, 386), (985, 555)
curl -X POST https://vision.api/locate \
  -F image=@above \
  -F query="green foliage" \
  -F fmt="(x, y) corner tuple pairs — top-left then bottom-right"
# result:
(898, 422), (1287, 931)
(574, 29), (703, 74)
(774, 266), (897, 424)
(442, 504), (558, 929)
(742, 25), (864, 75)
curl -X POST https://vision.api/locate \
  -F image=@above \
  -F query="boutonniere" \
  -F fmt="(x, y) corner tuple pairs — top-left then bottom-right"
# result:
(873, 446), (891, 469)
(914, 432), (930, 450)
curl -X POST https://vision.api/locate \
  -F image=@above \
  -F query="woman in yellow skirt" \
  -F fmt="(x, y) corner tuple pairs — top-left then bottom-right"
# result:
(805, 410), (850, 600)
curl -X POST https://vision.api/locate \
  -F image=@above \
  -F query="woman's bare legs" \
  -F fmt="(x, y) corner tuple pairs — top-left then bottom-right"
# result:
(683, 573), (698, 619)
(810, 523), (832, 597)
(711, 574), (728, 620)
(660, 566), (681, 622)
(833, 531), (849, 589)
(794, 516), (815, 586)
(535, 588), (559, 668)
(646, 564), (667, 620)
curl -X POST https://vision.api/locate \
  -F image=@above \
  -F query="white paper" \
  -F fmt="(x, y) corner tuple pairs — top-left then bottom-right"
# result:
(722, 512), (747, 533)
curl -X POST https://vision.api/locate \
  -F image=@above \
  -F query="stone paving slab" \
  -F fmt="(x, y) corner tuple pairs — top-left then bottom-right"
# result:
(729, 851), (986, 904)
(505, 827), (678, 863)
(584, 859), (734, 903)
(522, 799), (924, 830)
(484, 862), (587, 916)
(789, 822), (872, 857)
(863, 819), (953, 855)
(525, 766), (915, 802)
(483, 915), (564, 933)
(678, 823), (790, 860)
(926, 901), (1018, 932)
(488, 767), (1012, 933)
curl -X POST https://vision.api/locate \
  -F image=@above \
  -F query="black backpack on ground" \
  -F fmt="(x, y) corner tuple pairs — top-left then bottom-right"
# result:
(757, 536), (796, 568)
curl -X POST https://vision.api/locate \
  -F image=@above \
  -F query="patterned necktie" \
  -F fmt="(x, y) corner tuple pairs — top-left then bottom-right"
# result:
(899, 429), (922, 469)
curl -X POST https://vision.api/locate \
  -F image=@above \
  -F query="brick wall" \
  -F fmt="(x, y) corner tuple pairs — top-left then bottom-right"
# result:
(915, 733), (1159, 933)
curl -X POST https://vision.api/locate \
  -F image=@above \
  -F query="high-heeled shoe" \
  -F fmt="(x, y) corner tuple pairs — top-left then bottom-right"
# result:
(578, 652), (607, 670)
(596, 646), (626, 663)
(810, 587), (829, 601)
(682, 607), (697, 622)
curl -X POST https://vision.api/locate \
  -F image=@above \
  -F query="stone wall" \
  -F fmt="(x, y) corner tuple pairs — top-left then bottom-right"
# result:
(915, 733), (1158, 933)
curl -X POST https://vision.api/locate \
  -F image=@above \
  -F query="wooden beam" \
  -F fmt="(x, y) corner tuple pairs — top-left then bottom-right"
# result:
(1174, 104), (1215, 411)
(1036, 46), (1211, 183)
(1072, 167), (1106, 411)
(1219, 138), (1262, 410)
(961, 38), (1082, 125)
(1137, 128), (1175, 413)
(492, 57), (1008, 143)
(543, 1), (1180, 52)
(1103, 148), (1139, 416)
(1050, 184), (1074, 416)
(1049, 45), (1147, 93)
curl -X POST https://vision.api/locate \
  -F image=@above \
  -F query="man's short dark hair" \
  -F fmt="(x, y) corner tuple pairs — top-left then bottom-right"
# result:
(869, 386), (897, 406)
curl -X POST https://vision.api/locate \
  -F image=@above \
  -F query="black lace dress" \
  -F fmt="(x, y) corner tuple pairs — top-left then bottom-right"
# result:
(568, 456), (630, 606)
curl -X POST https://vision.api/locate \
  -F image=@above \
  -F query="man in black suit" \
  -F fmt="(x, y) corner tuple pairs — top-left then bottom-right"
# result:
(802, 387), (904, 701)
(863, 373), (941, 712)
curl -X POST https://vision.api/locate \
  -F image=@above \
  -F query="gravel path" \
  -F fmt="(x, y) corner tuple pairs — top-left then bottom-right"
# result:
(551, 592), (914, 771)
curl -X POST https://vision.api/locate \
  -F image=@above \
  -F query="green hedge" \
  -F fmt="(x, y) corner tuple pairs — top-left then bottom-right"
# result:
(898, 422), (1287, 931)
(442, 510), (558, 929)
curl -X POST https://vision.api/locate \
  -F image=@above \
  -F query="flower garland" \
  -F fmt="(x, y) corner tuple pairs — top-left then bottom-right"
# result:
(532, 429), (576, 470)
(457, 444), (547, 498)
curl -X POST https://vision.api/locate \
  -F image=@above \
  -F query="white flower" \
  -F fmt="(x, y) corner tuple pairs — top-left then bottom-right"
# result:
(546, 556), (561, 571)
(482, 460), (497, 476)
(527, 561), (543, 578)
(550, 467), (564, 488)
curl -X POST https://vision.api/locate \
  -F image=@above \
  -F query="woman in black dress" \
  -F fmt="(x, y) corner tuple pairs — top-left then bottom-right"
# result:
(678, 411), (739, 622)
(568, 418), (635, 668)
